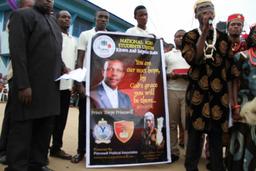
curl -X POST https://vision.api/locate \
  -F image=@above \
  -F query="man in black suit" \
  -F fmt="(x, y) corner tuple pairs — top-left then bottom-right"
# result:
(6, 0), (64, 170)
(0, 0), (35, 165)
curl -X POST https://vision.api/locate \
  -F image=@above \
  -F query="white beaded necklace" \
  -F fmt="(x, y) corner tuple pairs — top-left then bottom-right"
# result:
(198, 27), (217, 60)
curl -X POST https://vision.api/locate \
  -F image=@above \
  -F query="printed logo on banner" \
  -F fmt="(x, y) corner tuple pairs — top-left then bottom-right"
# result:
(114, 121), (134, 143)
(93, 35), (116, 58)
(93, 118), (113, 144)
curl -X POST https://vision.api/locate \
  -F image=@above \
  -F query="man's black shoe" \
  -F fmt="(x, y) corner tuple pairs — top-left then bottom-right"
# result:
(28, 165), (54, 171)
(41, 166), (54, 171)
(46, 157), (49, 165)
(171, 154), (179, 163)
(50, 149), (72, 160)
(71, 153), (84, 163)
(0, 154), (7, 165)
(206, 162), (211, 170)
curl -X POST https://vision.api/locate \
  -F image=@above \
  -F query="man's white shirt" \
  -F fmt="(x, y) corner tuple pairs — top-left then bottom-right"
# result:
(77, 28), (96, 51)
(165, 48), (190, 91)
(60, 33), (77, 90)
(78, 27), (108, 69)
(102, 81), (119, 108)
(126, 26), (150, 36)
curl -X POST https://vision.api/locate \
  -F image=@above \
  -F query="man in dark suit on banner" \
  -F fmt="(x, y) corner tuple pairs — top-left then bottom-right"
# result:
(90, 59), (132, 109)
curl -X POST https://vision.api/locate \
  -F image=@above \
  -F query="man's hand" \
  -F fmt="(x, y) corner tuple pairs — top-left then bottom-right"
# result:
(62, 66), (71, 74)
(75, 84), (85, 98)
(232, 108), (242, 122)
(166, 71), (176, 80)
(202, 15), (213, 33)
(18, 87), (32, 105)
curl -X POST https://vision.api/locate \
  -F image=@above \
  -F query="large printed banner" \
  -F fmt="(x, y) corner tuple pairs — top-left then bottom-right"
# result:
(86, 32), (171, 168)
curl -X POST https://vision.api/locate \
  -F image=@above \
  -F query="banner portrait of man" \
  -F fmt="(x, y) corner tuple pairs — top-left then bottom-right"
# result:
(86, 32), (170, 167)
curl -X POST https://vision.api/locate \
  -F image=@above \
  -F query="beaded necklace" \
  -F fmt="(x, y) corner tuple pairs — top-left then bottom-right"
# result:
(232, 42), (241, 53)
(198, 28), (217, 60)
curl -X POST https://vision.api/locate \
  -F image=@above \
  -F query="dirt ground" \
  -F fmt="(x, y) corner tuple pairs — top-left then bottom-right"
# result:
(0, 103), (207, 171)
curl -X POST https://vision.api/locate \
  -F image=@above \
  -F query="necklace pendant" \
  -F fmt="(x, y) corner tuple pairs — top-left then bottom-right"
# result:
(204, 50), (214, 61)
(204, 54), (214, 61)
(198, 27), (217, 61)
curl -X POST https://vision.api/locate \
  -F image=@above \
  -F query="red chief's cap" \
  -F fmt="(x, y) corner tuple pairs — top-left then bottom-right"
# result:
(227, 13), (244, 24)
(241, 33), (248, 40)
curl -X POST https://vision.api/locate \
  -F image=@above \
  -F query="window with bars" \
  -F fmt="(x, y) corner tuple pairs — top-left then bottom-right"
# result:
(72, 17), (92, 37)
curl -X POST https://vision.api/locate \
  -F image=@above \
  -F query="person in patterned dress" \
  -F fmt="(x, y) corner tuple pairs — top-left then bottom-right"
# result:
(181, 0), (234, 170)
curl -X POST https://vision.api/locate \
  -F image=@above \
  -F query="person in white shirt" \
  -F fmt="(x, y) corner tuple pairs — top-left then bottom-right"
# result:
(71, 9), (110, 163)
(126, 5), (149, 36)
(165, 29), (189, 163)
(49, 10), (77, 160)
(90, 59), (132, 109)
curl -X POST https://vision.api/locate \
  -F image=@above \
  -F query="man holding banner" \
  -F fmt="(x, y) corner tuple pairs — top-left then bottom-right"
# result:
(71, 9), (110, 164)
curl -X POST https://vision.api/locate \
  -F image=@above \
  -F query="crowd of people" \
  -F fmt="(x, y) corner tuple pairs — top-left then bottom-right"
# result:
(0, 0), (256, 171)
